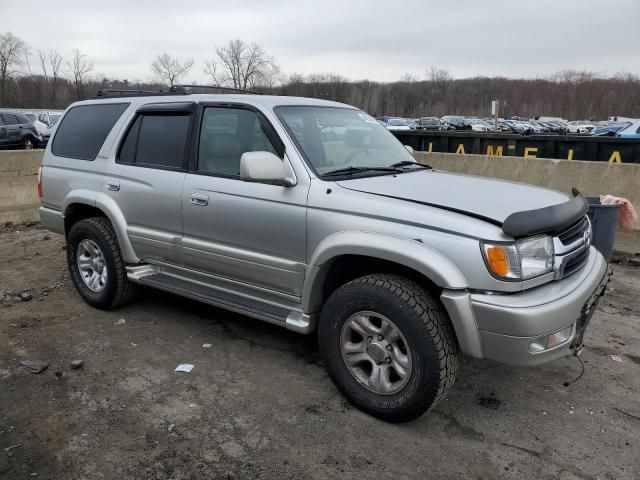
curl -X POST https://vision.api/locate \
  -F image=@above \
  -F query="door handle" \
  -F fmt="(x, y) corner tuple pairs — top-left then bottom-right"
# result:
(190, 193), (209, 206)
(106, 181), (120, 191)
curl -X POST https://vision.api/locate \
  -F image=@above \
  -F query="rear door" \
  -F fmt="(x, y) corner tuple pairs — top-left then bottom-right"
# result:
(0, 114), (20, 145)
(104, 102), (194, 264)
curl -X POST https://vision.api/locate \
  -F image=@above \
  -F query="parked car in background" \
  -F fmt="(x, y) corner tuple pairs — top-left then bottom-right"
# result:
(385, 118), (413, 131)
(34, 112), (63, 135)
(593, 123), (629, 136)
(466, 119), (491, 132)
(416, 117), (443, 130)
(617, 120), (640, 138)
(441, 116), (468, 130)
(0, 112), (41, 149)
(566, 121), (595, 134)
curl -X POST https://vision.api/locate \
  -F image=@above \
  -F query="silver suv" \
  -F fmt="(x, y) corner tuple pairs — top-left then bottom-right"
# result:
(39, 89), (610, 421)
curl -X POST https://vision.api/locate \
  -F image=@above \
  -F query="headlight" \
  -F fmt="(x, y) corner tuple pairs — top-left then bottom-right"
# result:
(481, 235), (554, 281)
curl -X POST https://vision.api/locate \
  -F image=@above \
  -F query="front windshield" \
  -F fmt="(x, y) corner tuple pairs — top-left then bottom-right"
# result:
(387, 119), (408, 126)
(49, 114), (62, 125)
(276, 106), (415, 175)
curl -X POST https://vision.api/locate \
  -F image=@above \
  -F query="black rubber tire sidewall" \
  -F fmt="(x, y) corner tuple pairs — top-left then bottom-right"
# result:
(67, 219), (121, 309)
(319, 275), (453, 422)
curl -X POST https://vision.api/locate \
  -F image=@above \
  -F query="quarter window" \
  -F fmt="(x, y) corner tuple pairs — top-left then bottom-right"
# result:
(197, 107), (279, 177)
(52, 103), (129, 160)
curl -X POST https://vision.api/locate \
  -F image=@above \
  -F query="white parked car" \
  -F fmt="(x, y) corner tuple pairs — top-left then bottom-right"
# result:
(385, 118), (413, 131)
(566, 121), (595, 134)
(33, 112), (63, 135)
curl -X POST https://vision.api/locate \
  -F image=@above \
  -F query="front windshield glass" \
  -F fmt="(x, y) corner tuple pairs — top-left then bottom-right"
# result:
(50, 114), (62, 125)
(276, 106), (415, 175)
(387, 119), (408, 126)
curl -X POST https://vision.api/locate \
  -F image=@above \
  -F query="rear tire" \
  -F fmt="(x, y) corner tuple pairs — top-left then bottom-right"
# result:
(67, 217), (136, 309)
(318, 274), (459, 422)
(22, 137), (34, 150)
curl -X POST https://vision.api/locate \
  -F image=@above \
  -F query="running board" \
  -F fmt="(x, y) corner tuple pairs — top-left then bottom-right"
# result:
(126, 266), (314, 333)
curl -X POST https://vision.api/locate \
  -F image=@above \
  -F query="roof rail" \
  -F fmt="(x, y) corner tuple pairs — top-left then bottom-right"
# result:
(171, 84), (262, 95)
(95, 87), (189, 99)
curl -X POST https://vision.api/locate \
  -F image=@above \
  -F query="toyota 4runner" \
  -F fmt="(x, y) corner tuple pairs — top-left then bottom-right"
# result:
(38, 87), (610, 421)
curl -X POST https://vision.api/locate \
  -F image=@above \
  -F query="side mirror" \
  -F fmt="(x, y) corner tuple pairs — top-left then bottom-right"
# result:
(240, 151), (296, 187)
(404, 145), (414, 155)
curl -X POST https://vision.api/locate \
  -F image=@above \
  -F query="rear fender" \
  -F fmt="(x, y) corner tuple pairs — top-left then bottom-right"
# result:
(63, 190), (139, 263)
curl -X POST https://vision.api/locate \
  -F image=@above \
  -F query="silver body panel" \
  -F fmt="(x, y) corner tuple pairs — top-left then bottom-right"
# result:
(39, 93), (608, 367)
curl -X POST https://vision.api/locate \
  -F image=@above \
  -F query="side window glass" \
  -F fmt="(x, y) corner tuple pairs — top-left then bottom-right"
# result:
(117, 114), (189, 169)
(118, 116), (142, 164)
(2, 114), (18, 125)
(52, 103), (129, 160)
(197, 107), (278, 177)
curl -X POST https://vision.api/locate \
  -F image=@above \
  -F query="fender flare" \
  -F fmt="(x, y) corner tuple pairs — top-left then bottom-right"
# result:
(63, 189), (140, 263)
(302, 231), (468, 313)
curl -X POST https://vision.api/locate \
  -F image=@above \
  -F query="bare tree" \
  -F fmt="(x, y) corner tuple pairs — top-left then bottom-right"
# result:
(0, 32), (27, 105)
(151, 53), (194, 86)
(64, 49), (94, 99)
(204, 39), (280, 90)
(38, 50), (49, 82)
(49, 50), (63, 105)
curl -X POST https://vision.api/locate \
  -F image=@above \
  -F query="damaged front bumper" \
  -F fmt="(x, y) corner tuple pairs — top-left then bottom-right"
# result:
(442, 247), (610, 366)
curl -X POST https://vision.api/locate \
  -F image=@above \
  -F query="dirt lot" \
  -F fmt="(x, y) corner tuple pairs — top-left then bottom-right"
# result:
(1, 223), (639, 480)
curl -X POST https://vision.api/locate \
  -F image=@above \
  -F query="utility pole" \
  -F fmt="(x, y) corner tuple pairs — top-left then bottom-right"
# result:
(491, 100), (500, 131)
(491, 100), (499, 131)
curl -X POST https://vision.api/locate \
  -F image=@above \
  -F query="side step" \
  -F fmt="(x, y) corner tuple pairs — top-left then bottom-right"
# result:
(128, 268), (314, 333)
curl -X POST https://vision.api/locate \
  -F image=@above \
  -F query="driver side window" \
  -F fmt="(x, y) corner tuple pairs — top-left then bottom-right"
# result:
(197, 107), (278, 177)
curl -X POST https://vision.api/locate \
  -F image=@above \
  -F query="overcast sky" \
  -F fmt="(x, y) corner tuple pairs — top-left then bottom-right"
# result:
(2, 0), (639, 83)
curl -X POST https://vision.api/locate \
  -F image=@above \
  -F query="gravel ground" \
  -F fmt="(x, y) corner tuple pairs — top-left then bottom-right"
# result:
(1, 223), (639, 480)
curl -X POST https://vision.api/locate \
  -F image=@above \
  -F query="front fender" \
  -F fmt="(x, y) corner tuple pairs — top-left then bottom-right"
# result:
(63, 189), (139, 263)
(302, 231), (468, 313)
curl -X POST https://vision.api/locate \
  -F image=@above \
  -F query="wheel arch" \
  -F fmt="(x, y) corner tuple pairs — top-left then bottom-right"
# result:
(63, 190), (139, 263)
(302, 231), (468, 315)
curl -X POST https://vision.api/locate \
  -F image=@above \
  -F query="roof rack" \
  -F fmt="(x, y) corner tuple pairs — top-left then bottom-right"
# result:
(94, 84), (261, 99)
(171, 84), (262, 95)
(95, 87), (188, 98)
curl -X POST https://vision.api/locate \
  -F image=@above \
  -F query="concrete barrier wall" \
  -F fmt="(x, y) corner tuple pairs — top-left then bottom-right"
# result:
(0, 150), (42, 224)
(414, 151), (640, 207)
(415, 151), (640, 253)
(1, 149), (637, 251)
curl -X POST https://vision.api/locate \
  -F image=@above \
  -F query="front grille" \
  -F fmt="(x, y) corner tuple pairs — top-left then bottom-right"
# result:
(554, 215), (591, 279)
(558, 216), (589, 246)
(562, 248), (590, 277)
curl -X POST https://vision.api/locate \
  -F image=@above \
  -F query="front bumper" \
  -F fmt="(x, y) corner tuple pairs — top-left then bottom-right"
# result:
(442, 247), (610, 366)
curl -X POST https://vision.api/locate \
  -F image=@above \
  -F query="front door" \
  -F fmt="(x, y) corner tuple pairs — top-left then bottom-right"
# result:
(181, 104), (308, 296)
(104, 103), (194, 264)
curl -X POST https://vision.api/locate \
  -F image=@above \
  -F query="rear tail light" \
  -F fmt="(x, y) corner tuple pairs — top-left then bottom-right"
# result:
(37, 166), (43, 198)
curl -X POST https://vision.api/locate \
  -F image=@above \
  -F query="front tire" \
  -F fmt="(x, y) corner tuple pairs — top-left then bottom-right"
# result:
(318, 274), (459, 422)
(67, 217), (136, 309)
(23, 137), (35, 150)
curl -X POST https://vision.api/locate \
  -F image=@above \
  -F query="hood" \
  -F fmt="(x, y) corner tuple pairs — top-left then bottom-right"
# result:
(336, 169), (570, 225)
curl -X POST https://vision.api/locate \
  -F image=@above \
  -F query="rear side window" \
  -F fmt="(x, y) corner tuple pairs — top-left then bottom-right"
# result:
(52, 103), (129, 160)
(118, 113), (190, 169)
(1, 114), (18, 125)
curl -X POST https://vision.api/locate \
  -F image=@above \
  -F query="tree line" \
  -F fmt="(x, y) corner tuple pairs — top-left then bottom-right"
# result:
(1, 31), (639, 120)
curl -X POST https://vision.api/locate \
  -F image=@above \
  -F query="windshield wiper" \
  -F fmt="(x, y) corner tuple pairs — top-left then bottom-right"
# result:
(389, 160), (432, 169)
(322, 166), (403, 177)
